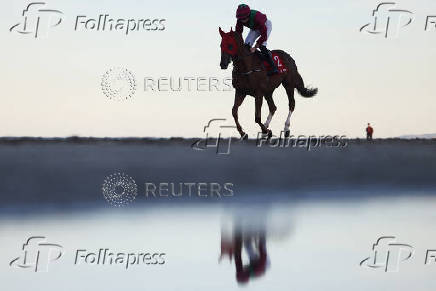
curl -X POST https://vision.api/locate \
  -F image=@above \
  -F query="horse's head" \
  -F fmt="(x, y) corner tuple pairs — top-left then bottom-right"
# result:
(219, 27), (240, 70)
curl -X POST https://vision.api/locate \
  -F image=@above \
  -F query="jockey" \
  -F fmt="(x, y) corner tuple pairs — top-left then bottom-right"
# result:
(235, 4), (279, 75)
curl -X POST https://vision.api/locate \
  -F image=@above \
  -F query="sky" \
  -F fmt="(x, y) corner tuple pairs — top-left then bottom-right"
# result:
(1, 0), (435, 138)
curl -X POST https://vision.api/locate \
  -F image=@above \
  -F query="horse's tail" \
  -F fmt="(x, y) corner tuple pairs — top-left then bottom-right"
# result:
(295, 71), (318, 98)
(276, 50), (318, 98)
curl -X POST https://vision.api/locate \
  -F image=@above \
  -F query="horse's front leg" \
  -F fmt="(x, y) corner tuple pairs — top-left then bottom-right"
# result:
(255, 95), (271, 138)
(232, 91), (247, 139)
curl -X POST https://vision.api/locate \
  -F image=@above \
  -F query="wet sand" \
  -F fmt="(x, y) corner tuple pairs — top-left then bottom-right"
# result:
(0, 138), (435, 207)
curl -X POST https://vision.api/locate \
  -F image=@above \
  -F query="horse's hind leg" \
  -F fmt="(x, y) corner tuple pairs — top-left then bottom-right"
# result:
(263, 92), (277, 129)
(283, 82), (296, 138)
(232, 91), (247, 139)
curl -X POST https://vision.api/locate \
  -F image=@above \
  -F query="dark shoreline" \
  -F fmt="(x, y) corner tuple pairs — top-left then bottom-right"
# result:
(0, 136), (435, 145)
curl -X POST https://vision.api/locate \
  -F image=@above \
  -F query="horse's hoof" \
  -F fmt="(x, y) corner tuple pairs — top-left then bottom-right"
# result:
(240, 133), (248, 141)
(267, 129), (272, 140)
(284, 130), (290, 138)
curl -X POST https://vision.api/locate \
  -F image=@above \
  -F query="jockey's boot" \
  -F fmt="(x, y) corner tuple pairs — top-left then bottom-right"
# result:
(260, 45), (279, 76)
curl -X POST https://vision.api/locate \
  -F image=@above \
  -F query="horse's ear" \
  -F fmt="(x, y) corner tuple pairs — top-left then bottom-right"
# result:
(219, 27), (224, 37)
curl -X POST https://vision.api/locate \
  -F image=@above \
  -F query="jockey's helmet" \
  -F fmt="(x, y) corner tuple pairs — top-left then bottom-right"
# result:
(236, 4), (250, 20)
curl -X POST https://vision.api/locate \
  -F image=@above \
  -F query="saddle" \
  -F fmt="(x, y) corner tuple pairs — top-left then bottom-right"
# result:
(253, 49), (288, 74)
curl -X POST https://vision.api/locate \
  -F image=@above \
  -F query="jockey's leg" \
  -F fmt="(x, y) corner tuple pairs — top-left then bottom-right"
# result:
(265, 20), (273, 40)
(259, 20), (278, 75)
(260, 46), (279, 75)
(245, 30), (260, 47)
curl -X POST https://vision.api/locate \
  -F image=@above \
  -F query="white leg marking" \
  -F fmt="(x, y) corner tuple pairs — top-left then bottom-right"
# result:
(264, 112), (273, 128)
(284, 110), (293, 131)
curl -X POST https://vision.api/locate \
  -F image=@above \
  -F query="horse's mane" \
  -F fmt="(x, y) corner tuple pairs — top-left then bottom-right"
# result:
(232, 31), (249, 54)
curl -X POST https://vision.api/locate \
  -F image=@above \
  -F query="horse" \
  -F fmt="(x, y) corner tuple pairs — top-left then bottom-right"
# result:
(219, 27), (318, 139)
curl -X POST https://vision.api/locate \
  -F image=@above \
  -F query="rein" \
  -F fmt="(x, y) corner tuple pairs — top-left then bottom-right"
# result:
(237, 68), (263, 75)
(233, 51), (264, 76)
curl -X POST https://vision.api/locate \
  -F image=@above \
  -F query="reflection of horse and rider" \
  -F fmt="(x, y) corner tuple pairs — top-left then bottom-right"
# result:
(218, 207), (294, 285)
(219, 221), (270, 284)
(220, 4), (318, 139)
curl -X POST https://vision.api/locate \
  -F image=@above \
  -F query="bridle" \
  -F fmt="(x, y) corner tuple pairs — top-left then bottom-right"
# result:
(221, 32), (265, 76)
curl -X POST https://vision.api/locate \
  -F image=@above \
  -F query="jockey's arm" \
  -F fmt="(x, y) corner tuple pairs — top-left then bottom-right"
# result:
(236, 21), (243, 34)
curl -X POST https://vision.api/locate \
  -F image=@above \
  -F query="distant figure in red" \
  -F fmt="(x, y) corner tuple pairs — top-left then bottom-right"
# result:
(366, 123), (374, 141)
